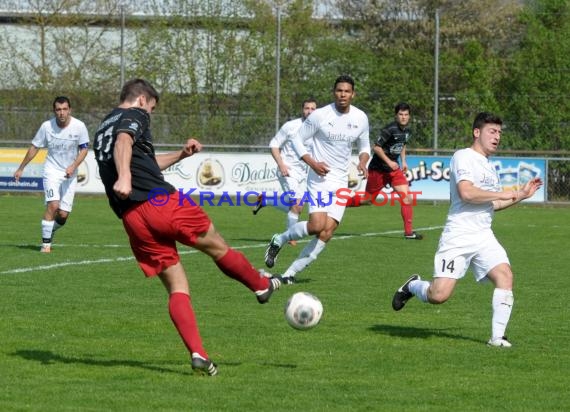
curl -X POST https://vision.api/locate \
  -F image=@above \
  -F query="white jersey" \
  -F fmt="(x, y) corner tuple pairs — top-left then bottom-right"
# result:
(269, 117), (308, 176)
(32, 117), (90, 176)
(292, 103), (370, 184)
(444, 147), (501, 233)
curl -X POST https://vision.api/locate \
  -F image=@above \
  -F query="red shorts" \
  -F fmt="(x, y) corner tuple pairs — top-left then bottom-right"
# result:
(122, 191), (212, 277)
(365, 168), (409, 193)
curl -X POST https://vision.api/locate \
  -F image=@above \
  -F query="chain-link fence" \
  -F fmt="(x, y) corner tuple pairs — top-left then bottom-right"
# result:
(2, 107), (569, 202)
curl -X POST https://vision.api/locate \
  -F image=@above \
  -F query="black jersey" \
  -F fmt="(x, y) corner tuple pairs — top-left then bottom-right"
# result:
(94, 107), (175, 218)
(368, 121), (412, 173)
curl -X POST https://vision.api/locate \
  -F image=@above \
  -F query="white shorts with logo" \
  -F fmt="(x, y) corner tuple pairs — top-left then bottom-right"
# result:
(433, 229), (509, 282)
(43, 169), (78, 212)
(305, 174), (346, 223)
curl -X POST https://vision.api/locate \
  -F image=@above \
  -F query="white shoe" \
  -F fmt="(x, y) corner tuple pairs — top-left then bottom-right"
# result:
(40, 244), (51, 253)
(487, 336), (512, 348)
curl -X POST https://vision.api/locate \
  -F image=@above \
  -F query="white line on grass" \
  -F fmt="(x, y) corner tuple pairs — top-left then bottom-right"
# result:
(1, 226), (443, 275)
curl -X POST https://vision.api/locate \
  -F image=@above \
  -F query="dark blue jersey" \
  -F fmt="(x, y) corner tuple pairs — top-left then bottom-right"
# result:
(94, 107), (174, 218)
(368, 121), (412, 172)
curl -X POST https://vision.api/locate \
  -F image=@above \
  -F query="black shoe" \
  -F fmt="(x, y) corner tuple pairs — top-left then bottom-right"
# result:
(256, 276), (281, 304)
(264, 234), (282, 268)
(191, 355), (218, 376)
(404, 231), (423, 240)
(392, 274), (420, 311)
(252, 194), (265, 215)
(279, 275), (296, 285)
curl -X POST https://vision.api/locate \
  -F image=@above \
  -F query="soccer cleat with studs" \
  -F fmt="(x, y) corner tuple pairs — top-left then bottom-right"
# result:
(264, 234), (283, 268)
(487, 336), (512, 348)
(256, 276), (281, 304)
(191, 354), (218, 376)
(252, 194), (265, 215)
(40, 244), (52, 253)
(404, 231), (423, 240)
(392, 274), (420, 311)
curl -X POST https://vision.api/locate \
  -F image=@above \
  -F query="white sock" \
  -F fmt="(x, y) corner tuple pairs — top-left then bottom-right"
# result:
(277, 221), (308, 245)
(286, 211), (299, 229)
(41, 219), (55, 242)
(273, 203), (290, 213)
(409, 279), (430, 302)
(283, 238), (326, 278)
(491, 288), (514, 339)
(269, 192), (293, 212)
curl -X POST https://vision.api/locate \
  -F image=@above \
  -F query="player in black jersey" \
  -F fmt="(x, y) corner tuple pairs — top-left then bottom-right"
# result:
(346, 102), (422, 240)
(94, 79), (281, 376)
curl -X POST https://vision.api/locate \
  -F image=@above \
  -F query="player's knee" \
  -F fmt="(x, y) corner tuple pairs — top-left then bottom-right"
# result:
(307, 221), (325, 235)
(55, 213), (68, 226)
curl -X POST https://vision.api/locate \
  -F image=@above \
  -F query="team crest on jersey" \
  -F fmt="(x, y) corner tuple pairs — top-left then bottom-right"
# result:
(129, 122), (139, 131)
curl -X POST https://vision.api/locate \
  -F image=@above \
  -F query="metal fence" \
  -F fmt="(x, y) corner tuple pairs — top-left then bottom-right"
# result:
(0, 110), (570, 204)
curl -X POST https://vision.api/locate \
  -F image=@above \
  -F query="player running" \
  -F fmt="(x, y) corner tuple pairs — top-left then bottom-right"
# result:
(345, 102), (422, 239)
(253, 98), (318, 246)
(13, 96), (89, 253)
(391, 112), (543, 347)
(264, 74), (370, 284)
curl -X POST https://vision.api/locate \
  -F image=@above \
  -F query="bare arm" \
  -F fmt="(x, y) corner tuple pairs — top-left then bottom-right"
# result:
(13, 145), (40, 182)
(400, 145), (408, 171)
(112, 133), (134, 200)
(155, 138), (203, 170)
(271, 147), (290, 176)
(357, 151), (370, 179)
(457, 180), (517, 205)
(492, 177), (543, 211)
(373, 145), (399, 171)
(65, 147), (89, 178)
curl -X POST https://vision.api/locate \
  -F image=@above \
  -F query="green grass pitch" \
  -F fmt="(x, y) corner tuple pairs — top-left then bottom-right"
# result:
(1, 193), (568, 411)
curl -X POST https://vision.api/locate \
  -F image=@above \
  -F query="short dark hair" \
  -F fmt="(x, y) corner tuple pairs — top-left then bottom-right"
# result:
(334, 74), (355, 91)
(120, 78), (160, 104)
(472, 112), (502, 131)
(53, 96), (71, 109)
(302, 98), (317, 108)
(394, 102), (411, 114)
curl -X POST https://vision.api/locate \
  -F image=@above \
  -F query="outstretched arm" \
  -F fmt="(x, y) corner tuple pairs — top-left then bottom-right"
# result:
(155, 138), (203, 170)
(493, 177), (543, 211)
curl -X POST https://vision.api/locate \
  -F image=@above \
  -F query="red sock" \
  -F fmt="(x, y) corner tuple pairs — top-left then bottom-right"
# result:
(168, 292), (207, 359)
(215, 248), (267, 292)
(345, 195), (361, 207)
(401, 203), (413, 234)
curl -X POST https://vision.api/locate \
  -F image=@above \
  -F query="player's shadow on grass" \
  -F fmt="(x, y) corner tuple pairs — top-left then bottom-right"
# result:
(369, 324), (482, 344)
(3, 244), (41, 251)
(13, 349), (298, 373)
(12, 349), (193, 376)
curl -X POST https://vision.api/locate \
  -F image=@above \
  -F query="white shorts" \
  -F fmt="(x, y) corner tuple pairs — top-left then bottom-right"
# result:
(43, 171), (78, 212)
(278, 166), (307, 202)
(433, 229), (509, 282)
(305, 173), (346, 223)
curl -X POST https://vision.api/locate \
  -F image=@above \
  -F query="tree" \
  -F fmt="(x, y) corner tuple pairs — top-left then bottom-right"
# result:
(501, 0), (570, 151)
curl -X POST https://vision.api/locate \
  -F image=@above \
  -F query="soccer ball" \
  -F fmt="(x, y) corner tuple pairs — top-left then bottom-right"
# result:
(284, 292), (323, 330)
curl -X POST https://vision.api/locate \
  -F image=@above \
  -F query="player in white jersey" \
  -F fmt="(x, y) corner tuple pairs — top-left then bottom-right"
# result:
(264, 75), (371, 284)
(14, 96), (90, 253)
(253, 98), (318, 246)
(392, 112), (543, 348)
